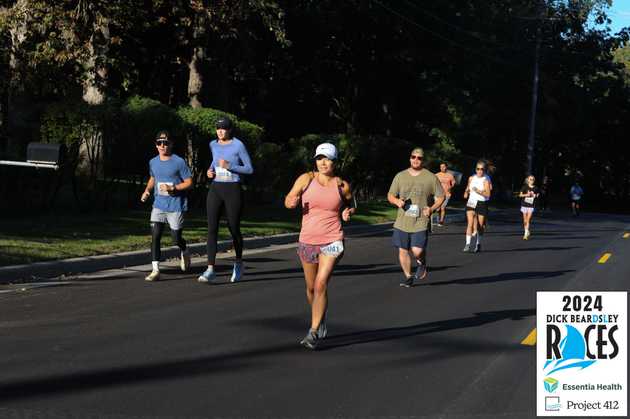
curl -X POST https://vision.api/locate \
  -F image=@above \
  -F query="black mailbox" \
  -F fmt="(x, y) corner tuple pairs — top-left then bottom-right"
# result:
(27, 142), (65, 165)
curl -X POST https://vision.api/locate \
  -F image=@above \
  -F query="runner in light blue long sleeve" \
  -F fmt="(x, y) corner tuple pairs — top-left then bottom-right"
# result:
(209, 138), (253, 183)
(199, 116), (254, 284)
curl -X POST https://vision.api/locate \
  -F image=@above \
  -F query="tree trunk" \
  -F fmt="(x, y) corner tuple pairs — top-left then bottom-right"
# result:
(186, 11), (208, 170)
(79, 14), (110, 189)
(0, 29), (9, 154)
(187, 12), (208, 109)
(188, 48), (204, 109)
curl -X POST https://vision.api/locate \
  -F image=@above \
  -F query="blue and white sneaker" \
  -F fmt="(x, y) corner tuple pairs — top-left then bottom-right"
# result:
(230, 262), (243, 283)
(197, 269), (216, 283)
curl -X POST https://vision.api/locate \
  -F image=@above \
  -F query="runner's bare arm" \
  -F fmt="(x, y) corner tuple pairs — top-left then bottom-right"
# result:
(387, 193), (405, 208)
(463, 176), (472, 199)
(284, 173), (311, 209)
(170, 177), (193, 194)
(141, 177), (155, 202)
(341, 180), (355, 220)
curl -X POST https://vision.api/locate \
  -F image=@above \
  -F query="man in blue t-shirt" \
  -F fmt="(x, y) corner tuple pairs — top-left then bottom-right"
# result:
(141, 131), (193, 281)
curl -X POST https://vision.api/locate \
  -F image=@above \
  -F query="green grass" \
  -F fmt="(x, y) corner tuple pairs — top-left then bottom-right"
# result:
(0, 201), (397, 267)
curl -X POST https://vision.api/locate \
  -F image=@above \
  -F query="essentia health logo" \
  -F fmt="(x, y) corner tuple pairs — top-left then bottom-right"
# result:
(544, 377), (559, 393)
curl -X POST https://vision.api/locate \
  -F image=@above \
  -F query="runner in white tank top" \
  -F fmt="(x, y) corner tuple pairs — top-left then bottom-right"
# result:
(463, 160), (491, 252)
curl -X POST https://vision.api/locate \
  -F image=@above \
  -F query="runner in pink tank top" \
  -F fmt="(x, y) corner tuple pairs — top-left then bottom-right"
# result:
(285, 143), (355, 350)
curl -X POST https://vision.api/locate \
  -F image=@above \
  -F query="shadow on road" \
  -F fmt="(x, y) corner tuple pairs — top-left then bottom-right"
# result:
(415, 269), (574, 287)
(0, 309), (534, 401)
(319, 308), (535, 350)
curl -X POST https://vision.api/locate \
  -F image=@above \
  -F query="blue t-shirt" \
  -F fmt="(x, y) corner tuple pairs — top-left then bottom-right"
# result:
(149, 154), (192, 212)
(209, 138), (253, 183)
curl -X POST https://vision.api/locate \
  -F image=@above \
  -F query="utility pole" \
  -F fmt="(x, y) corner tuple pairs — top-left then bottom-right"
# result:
(526, 25), (541, 176)
(525, 0), (548, 176)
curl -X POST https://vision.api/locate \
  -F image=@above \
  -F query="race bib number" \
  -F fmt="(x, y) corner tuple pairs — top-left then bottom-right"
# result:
(320, 240), (344, 257)
(157, 182), (173, 196)
(466, 197), (478, 208)
(525, 196), (534, 204)
(572, 195), (581, 201)
(404, 204), (420, 218)
(216, 167), (236, 181)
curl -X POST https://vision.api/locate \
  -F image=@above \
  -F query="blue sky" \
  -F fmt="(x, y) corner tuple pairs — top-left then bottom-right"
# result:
(601, 0), (630, 33)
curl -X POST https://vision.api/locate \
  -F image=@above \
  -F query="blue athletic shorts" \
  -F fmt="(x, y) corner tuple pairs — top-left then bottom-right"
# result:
(392, 228), (428, 250)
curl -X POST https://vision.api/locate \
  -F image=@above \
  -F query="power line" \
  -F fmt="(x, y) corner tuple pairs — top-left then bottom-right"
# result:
(400, 0), (516, 49)
(372, 0), (529, 75)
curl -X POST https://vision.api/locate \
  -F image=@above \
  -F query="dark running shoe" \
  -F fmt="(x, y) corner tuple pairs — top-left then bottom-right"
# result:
(414, 263), (427, 281)
(300, 329), (320, 350)
(399, 275), (414, 288)
(474, 243), (482, 253)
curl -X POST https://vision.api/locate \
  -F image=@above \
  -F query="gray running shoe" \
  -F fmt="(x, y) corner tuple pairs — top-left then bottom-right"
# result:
(317, 313), (327, 339)
(414, 263), (427, 280)
(462, 244), (471, 252)
(197, 269), (216, 283)
(399, 275), (413, 287)
(300, 329), (320, 350)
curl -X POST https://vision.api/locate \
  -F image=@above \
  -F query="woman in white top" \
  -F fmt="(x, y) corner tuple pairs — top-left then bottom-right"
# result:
(463, 160), (491, 252)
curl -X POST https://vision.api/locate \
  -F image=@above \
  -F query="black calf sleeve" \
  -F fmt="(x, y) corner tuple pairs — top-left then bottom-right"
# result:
(170, 229), (187, 251)
(151, 222), (165, 261)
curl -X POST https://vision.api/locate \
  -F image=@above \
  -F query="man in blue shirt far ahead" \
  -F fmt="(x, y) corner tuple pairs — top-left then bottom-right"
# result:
(141, 131), (193, 281)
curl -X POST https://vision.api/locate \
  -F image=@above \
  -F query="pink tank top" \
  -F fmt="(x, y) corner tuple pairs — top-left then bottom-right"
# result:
(299, 174), (344, 245)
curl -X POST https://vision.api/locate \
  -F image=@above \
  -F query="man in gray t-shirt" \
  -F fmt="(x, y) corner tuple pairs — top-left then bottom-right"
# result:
(387, 147), (444, 287)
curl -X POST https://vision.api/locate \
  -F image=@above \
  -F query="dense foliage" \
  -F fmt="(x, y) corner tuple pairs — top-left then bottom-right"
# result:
(1, 0), (629, 211)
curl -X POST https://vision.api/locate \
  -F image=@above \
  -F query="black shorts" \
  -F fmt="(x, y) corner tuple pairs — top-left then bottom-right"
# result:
(466, 201), (489, 216)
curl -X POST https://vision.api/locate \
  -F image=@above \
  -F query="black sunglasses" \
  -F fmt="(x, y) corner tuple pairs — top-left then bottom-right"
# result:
(410, 155), (422, 160)
(476, 167), (485, 171)
(156, 140), (170, 146)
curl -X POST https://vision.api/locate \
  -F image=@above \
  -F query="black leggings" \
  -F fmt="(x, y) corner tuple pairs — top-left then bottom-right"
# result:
(206, 182), (243, 264)
(151, 223), (187, 261)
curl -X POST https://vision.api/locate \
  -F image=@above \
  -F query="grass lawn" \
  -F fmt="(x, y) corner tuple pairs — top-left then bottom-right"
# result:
(0, 201), (397, 267)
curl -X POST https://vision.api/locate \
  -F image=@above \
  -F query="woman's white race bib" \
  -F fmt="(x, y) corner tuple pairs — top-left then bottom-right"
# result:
(320, 240), (344, 257)
(524, 196), (534, 204)
(216, 167), (237, 182)
(466, 197), (478, 208)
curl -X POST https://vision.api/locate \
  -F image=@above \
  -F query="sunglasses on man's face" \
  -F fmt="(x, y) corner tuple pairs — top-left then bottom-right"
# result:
(156, 140), (170, 146)
(410, 155), (422, 160)
(476, 167), (485, 171)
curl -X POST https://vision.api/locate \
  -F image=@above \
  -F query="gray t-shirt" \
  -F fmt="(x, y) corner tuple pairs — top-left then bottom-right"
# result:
(388, 168), (444, 232)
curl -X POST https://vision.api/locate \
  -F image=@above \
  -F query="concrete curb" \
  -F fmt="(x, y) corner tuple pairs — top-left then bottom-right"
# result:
(0, 210), (467, 284)
(0, 222), (394, 284)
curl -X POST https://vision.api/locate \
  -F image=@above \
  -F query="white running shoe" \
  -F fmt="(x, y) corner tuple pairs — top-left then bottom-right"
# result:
(198, 269), (216, 283)
(230, 262), (243, 283)
(180, 251), (191, 272)
(145, 270), (160, 282)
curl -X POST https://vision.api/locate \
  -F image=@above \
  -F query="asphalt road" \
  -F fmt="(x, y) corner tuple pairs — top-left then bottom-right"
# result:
(1, 210), (629, 419)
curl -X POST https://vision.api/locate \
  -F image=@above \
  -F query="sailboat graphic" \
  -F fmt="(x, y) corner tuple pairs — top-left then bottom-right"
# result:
(544, 325), (596, 376)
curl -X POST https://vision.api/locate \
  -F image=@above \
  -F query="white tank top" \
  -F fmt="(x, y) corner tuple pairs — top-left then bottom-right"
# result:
(469, 175), (488, 203)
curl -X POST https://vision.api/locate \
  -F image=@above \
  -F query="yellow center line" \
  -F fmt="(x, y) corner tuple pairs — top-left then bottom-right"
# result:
(521, 328), (537, 346)
(623, 233), (630, 239)
(598, 253), (612, 264)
